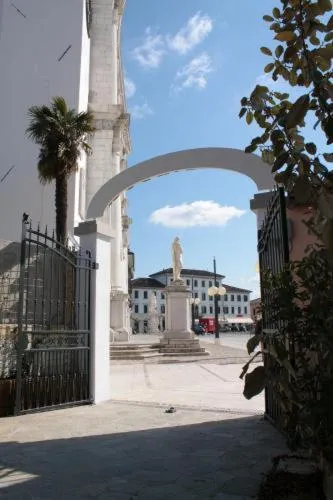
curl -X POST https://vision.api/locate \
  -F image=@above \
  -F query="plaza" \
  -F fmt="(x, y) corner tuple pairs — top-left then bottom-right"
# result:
(0, 335), (285, 499)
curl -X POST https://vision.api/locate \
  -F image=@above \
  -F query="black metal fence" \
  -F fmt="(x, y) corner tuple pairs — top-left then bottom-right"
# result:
(11, 216), (93, 415)
(258, 187), (290, 427)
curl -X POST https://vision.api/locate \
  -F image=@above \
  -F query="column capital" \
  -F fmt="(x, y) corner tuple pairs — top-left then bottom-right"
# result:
(74, 220), (115, 239)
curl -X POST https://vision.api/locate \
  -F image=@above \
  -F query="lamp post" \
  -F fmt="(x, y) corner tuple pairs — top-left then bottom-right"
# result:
(208, 257), (226, 340)
(190, 297), (201, 331)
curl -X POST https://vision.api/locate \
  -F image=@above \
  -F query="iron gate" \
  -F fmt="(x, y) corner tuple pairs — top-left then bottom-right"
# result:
(258, 187), (290, 426)
(14, 216), (93, 415)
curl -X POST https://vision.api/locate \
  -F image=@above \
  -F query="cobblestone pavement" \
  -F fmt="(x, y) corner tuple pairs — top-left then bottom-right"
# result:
(0, 402), (287, 499)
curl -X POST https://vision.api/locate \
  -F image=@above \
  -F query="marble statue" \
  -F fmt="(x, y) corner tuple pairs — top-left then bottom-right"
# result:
(172, 237), (183, 282)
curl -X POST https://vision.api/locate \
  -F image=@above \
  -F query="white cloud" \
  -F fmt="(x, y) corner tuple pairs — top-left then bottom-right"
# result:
(149, 201), (246, 228)
(173, 52), (213, 91)
(130, 102), (154, 120)
(167, 12), (213, 55)
(132, 27), (166, 68)
(124, 77), (136, 98)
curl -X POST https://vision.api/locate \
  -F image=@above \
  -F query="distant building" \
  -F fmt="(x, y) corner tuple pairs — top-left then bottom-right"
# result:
(131, 268), (252, 334)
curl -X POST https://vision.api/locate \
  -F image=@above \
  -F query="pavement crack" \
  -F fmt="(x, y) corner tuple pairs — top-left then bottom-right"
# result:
(198, 364), (228, 382)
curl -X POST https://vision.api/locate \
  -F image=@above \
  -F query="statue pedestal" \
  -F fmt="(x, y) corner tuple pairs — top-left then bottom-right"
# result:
(163, 281), (193, 339)
(159, 280), (208, 357)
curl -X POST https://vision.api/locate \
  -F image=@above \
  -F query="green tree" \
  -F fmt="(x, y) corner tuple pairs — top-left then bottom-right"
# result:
(26, 97), (95, 243)
(240, 0), (333, 250)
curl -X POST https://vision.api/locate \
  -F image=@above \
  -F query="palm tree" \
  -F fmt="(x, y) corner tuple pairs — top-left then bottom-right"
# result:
(26, 97), (95, 244)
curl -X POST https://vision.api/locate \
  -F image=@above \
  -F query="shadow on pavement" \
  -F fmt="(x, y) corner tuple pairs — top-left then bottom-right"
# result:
(0, 415), (287, 499)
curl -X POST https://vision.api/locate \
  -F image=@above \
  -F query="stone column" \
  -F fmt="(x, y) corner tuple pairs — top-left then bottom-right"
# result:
(74, 220), (111, 404)
(250, 191), (274, 230)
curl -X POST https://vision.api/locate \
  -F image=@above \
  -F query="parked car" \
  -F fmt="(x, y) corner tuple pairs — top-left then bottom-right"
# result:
(193, 324), (206, 335)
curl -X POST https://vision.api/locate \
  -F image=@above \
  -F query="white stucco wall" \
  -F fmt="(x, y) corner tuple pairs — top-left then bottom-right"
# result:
(0, 0), (87, 241)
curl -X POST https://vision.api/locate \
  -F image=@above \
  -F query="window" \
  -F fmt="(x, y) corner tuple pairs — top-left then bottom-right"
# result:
(194, 279), (198, 287)
(224, 294), (228, 301)
(161, 293), (165, 300)
(194, 292), (198, 298)
(161, 305), (165, 314)
(244, 295), (248, 302)
(209, 306), (213, 314)
(144, 305), (148, 314)
(237, 295), (241, 302)
(209, 295), (213, 301)
(218, 307), (221, 314)
(134, 290), (139, 299)
(209, 280), (213, 287)
(231, 306), (235, 314)
(201, 306), (207, 314)
(238, 306), (241, 314)
(224, 306), (229, 314)
(186, 279), (190, 286)
(231, 294), (234, 302)
(201, 292), (206, 301)
(134, 305), (139, 313)
(201, 280), (205, 287)
(244, 306), (248, 314)
(143, 291), (148, 299)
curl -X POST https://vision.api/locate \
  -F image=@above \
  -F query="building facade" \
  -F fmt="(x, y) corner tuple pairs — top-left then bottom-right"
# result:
(0, 0), (131, 339)
(131, 269), (252, 334)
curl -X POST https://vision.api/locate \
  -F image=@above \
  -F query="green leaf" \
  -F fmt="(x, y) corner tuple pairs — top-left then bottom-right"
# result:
(316, 46), (333, 62)
(273, 7), (281, 18)
(289, 70), (298, 86)
(275, 45), (284, 58)
(275, 31), (296, 42)
(264, 63), (275, 73)
(323, 153), (333, 162)
(325, 32), (333, 42)
(310, 35), (320, 45)
(318, 0), (332, 13)
(284, 44), (298, 61)
(286, 94), (310, 129)
(305, 142), (317, 155)
(260, 46), (273, 56)
(263, 15), (274, 22)
(323, 117), (333, 144)
(272, 152), (289, 172)
(243, 366), (266, 400)
(246, 111), (253, 124)
(245, 143), (257, 153)
(247, 334), (262, 355)
(240, 97), (248, 106)
(239, 107), (247, 118)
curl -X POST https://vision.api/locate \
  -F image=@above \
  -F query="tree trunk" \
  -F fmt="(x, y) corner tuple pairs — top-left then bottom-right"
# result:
(55, 175), (67, 244)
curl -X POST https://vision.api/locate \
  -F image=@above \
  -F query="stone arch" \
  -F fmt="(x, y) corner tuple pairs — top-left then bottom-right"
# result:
(86, 147), (274, 219)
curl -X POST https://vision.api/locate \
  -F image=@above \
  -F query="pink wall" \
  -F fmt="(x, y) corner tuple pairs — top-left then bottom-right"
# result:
(287, 206), (319, 262)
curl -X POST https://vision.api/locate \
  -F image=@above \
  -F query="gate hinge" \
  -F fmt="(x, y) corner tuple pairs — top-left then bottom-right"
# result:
(92, 262), (99, 270)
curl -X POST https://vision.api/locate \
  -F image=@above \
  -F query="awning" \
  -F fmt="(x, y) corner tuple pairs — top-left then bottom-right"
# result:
(226, 317), (253, 324)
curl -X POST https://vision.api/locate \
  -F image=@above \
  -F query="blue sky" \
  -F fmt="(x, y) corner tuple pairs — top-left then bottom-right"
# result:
(121, 0), (280, 297)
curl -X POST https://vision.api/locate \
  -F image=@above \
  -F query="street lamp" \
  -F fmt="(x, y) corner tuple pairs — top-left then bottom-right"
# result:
(208, 257), (226, 340)
(190, 297), (201, 330)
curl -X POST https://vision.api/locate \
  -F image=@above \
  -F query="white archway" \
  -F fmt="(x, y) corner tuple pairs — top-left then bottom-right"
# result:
(86, 147), (274, 219)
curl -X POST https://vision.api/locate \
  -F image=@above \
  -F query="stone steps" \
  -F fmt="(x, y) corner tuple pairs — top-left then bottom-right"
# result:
(110, 343), (161, 360)
(161, 351), (210, 357)
(160, 347), (206, 353)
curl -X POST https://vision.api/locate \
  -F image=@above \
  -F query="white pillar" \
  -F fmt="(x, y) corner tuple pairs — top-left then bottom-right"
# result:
(250, 191), (274, 230)
(75, 220), (111, 404)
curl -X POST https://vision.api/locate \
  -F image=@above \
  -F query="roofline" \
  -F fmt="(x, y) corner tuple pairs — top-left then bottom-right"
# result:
(149, 269), (225, 279)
